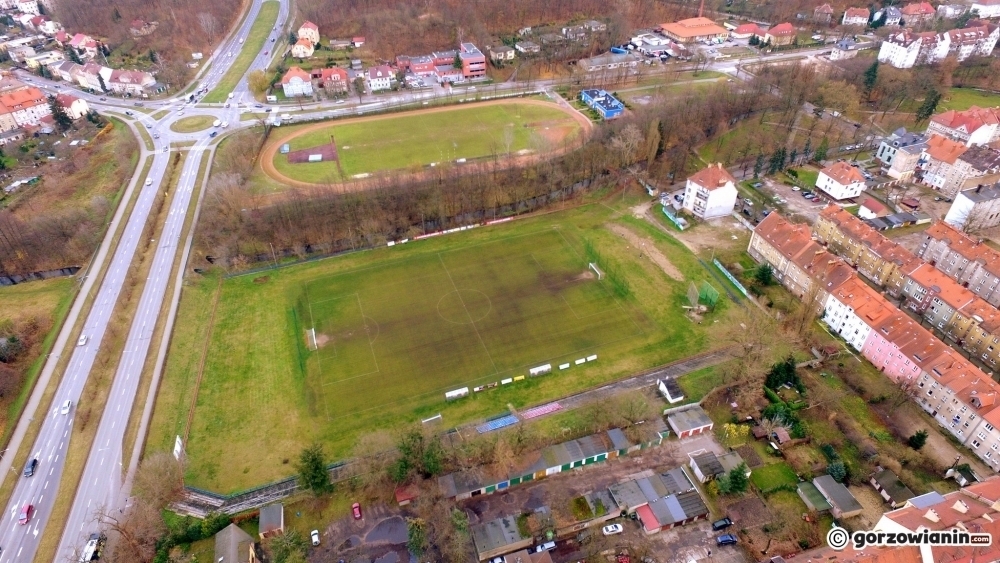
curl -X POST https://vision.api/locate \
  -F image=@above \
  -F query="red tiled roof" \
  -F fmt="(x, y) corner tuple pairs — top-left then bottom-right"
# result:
(299, 20), (318, 31)
(312, 67), (347, 81)
(280, 66), (310, 84)
(930, 106), (1000, 136)
(900, 1), (935, 15)
(767, 22), (795, 36)
(860, 197), (886, 213)
(845, 7), (871, 18)
(733, 23), (764, 35)
(908, 263), (977, 311)
(688, 162), (736, 191)
(815, 3), (834, 14)
(820, 161), (866, 185)
(924, 220), (1000, 278)
(925, 134), (968, 164)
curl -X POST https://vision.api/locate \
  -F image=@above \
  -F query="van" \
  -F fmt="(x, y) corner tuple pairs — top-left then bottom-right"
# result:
(534, 542), (556, 553)
(266, 95), (277, 102)
(281, 113), (291, 120)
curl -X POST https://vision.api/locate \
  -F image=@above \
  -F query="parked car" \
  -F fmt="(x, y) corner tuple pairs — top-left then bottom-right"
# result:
(743, 198), (753, 206)
(602, 524), (624, 536)
(18, 504), (32, 525)
(717, 534), (738, 546)
(534, 542), (556, 553)
(712, 517), (733, 531)
(352, 502), (363, 520)
(311, 530), (320, 546)
(23, 458), (38, 477)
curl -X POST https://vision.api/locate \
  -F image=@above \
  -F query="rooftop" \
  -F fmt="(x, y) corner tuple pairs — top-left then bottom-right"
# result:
(667, 405), (713, 432)
(930, 106), (1000, 136)
(658, 17), (729, 38)
(820, 161), (866, 185)
(688, 162), (736, 190)
(959, 144), (1000, 171)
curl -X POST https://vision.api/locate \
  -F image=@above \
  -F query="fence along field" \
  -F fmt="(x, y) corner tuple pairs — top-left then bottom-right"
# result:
(299, 229), (642, 420)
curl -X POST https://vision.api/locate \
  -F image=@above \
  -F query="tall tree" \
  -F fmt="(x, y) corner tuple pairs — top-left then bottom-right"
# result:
(915, 90), (942, 122)
(49, 96), (73, 131)
(753, 153), (765, 178)
(295, 443), (333, 496)
(813, 137), (829, 162)
(863, 60), (879, 99)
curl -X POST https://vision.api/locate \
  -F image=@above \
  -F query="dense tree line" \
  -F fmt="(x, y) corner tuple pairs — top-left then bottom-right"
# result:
(196, 75), (783, 270)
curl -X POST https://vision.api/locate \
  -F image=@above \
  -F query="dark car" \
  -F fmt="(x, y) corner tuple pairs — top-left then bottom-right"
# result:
(717, 534), (738, 546)
(23, 457), (38, 477)
(209, 131), (218, 138)
(712, 517), (733, 531)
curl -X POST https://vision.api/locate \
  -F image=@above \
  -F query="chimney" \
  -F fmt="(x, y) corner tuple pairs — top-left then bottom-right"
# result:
(977, 184), (983, 193)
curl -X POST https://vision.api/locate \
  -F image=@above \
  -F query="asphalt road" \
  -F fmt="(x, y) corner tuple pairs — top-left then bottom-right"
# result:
(0, 11), (834, 560)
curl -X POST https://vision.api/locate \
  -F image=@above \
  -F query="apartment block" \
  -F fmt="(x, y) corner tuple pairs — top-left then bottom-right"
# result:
(917, 221), (1000, 307)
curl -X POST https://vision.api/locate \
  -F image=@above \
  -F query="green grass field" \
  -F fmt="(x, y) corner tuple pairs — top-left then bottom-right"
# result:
(150, 203), (734, 492)
(204, 1), (278, 103)
(170, 115), (216, 133)
(939, 88), (1000, 111)
(271, 101), (582, 182)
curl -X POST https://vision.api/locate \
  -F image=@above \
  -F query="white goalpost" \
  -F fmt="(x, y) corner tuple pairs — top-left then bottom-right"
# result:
(310, 328), (318, 351)
(589, 262), (604, 280)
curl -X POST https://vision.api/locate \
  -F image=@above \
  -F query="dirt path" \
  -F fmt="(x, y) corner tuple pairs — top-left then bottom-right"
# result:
(877, 399), (991, 476)
(608, 223), (684, 281)
(258, 98), (593, 189)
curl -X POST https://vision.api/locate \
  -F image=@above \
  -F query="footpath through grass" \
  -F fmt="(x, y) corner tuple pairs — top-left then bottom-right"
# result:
(150, 202), (738, 492)
(204, 1), (278, 103)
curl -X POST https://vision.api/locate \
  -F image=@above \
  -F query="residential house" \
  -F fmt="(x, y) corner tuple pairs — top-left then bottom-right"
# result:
(297, 21), (320, 45)
(74, 62), (109, 91)
(842, 7), (871, 26)
(68, 33), (99, 58)
(0, 107), (18, 133)
(280, 66), (313, 98)
(55, 93), (88, 119)
(813, 475), (864, 518)
(682, 162), (738, 219)
(880, 5), (904, 25)
(16, 0), (38, 15)
(24, 50), (62, 69)
(7, 45), (34, 63)
(747, 212), (854, 303)
(666, 405), (714, 438)
(936, 23), (1000, 63)
(877, 29), (935, 68)
(214, 523), (259, 563)
(291, 38), (314, 58)
(657, 17), (730, 44)
(927, 106), (1000, 147)
(366, 65), (393, 91)
(823, 275), (898, 351)
(858, 197), (888, 219)
(764, 22), (796, 45)
(917, 220), (1000, 308)
(579, 89), (624, 120)
(945, 183), (1000, 231)
(34, 17), (60, 36)
(0, 87), (50, 127)
(562, 25), (588, 40)
(871, 469), (916, 508)
(107, 69), (155, 96)
(576, 52), (639, 72)
(352, 36), (365, 47)
(877, 128), (927, 168)
(901, 1), (937, 23)
(923, 141), (1000, 197)
(488, 45), (515, 62)
(311, 67), (348, 93)
(514, 41), (540, 54)
(830, 37), (860, 59)
(731, 23), (765, 39)
(458, 43), (486, 79)
(938, 3), (969, 19)
(583, 20), (608, 32)
(814, 3), (834, 23)
(258, 504), (284, 539)
(471, 515), (533, 561)
(972, 0), (1000, 18)
(816, 161), (867, 200)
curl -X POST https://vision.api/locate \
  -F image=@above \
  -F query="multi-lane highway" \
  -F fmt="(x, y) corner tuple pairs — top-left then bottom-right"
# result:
(0, 3), (838, 558)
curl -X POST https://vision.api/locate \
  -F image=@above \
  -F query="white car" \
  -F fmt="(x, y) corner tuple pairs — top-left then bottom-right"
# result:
(145, 178), (152, 186)
(310, 530), (320, 546)
(77, 335), (88, 346)
(602, 524), (624, 536)
(60, 400), (72, 415)
(228, 92), (234, 99)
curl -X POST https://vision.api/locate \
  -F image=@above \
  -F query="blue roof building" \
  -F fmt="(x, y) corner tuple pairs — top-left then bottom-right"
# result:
(580, 89), (624, 119)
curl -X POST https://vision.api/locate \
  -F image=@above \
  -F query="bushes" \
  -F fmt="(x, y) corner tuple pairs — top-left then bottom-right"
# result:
(155, 512), (233, 561)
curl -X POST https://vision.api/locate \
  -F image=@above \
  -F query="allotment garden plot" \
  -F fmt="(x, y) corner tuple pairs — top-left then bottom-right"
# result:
(299, 229), (641, 420)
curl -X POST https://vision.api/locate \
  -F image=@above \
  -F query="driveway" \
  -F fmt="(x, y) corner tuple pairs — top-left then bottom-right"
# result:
(762, 178), (828, 223)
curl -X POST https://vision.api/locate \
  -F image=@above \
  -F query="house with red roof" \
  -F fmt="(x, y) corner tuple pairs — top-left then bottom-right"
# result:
(764, 22), (796, 45)
(310, 67), (348, 93)
(291, 38), (314, 59)
(280, 66), (313, 98)
(814, 3), (834, 23)
(927, 105), (1000, 147)
(54, 93), (88, 120)
(917, 220), (1000, 307)
(730, 23), (764, 39)
(68, 33), (99, 59)
(816, 161), (867, 199)
(297, 21), (319, 45)
(681, 163), (737, 219)
(858, 196), (888, 219)
(901, 1), (937, 23)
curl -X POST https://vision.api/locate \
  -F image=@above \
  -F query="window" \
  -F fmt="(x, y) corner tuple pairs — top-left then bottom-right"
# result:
(961, 406), (968, 413)
(987, 451), (993, 459)
(973, 440), (981, 448)
(978, 431), (988, 440)
(987, 423), (995, 432)
(992, 443), (999, 451)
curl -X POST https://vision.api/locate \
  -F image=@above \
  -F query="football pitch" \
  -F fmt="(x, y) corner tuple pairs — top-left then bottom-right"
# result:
(300, 229), (640, 420)
(266, 100), (585, 183)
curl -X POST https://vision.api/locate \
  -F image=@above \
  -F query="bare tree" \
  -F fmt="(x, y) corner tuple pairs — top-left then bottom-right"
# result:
(96, 501), (165, 563)
(349, 429), (398, 498)
(197, 12), (218, 42)
(132, 452), (185, 510)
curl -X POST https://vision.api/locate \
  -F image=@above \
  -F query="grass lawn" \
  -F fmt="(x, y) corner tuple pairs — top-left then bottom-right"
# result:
(270, 101), (582, 181)
(204, 1), (279, 103)
(749, 462), (798, 493)
(170, 115), (216, 133)
(786, 167), (819, 188)
(939, 88), (1000, 111)
(677, 366), (724, 403)
(150, 203), (737, 492)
